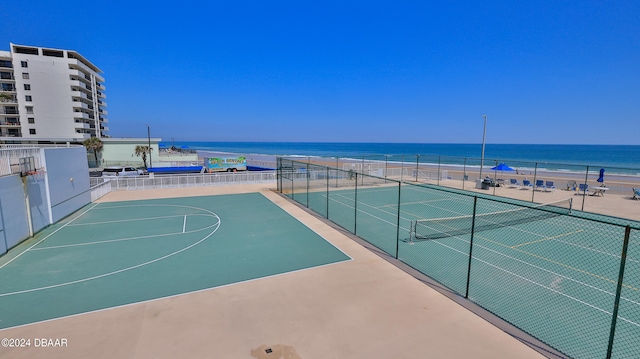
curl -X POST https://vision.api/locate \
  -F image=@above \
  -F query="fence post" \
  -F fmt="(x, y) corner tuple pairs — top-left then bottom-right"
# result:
(463, 158), (467, 190)
(465, 196), (479, 299)
(277, 157), (281, 192)
(306, 165), (309, 208)
(326, 167), (330, 219)
(335, 156), (339, 188)
(582, 166), (590, 211)
(437, 156), (441, 185)
(354, 173), (358, 235)
(385, 155), (388, 182)
(492, 160), (498, 196)
(415, 154), (420, 182)
(606, 226), (632, 359)
(395, 181), (402, 259)
(531, 162), (538, 202)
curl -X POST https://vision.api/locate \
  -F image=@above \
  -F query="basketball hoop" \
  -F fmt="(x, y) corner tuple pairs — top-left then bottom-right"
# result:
(30, 169), (47, 181)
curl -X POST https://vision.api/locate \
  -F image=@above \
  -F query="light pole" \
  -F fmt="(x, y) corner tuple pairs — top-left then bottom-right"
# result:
(479, 114), (487, 179)
(171, 137), (175, 148)
(147, 124), (152, 169)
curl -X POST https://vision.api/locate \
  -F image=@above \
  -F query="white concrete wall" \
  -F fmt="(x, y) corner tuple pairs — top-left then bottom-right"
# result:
(0, 146), (91, 257)
(0, 174), (29, 255)
(44, 147), (91, 222)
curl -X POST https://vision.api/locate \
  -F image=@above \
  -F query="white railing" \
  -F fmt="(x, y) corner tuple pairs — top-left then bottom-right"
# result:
(91, 171), (277, 191)
(90, 180), (112, 201)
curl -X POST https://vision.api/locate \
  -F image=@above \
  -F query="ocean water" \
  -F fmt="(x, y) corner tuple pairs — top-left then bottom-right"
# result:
(166, 142), (640, 174)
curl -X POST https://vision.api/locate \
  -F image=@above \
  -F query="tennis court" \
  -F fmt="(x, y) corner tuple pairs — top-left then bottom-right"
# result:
(0, 193), (350, 330)
(295, 176), (640, 359)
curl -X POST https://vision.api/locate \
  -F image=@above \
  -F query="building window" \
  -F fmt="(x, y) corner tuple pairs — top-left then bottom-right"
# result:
(26, 106), (34, 114)
(21, 61), (28, 68)
(29, 129), (36, 135)
(28, 117), (35, 124)
(25, 95), (32, 102)
(22, 73), (29, 80)
(24, 84), (31, 91)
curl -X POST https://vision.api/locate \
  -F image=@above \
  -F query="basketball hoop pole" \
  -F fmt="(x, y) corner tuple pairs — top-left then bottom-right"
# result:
(21, 174), (34, 237)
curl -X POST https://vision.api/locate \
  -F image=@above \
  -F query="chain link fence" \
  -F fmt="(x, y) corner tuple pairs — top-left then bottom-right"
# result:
(278, 157), (640, 359)
(280, 154), (640, 219)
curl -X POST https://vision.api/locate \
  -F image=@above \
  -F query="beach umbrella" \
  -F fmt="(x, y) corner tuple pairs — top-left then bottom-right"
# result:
(491, 163), (515, 171)
(597, 168), (605, 183)
(180, 145), (189, 149)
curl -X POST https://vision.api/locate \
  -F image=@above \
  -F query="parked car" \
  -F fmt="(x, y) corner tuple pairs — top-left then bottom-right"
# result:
(102, 166), (144, 177)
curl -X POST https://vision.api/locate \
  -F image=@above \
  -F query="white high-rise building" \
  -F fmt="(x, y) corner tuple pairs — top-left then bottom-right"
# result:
(0, 43), (108, 143)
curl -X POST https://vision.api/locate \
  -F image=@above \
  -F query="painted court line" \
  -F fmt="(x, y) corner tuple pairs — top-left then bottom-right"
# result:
(0, 256), (350, 332)
(0, 203), (99, 270)
(30, 221), (219, 251)
(259, 192), (353, 262)
(420, 234), (640, 327)
(183, 215), (187, 233)
(67, 214), (189, 227)
(511, 229), (585, 248)
(0, 213), (221, 298)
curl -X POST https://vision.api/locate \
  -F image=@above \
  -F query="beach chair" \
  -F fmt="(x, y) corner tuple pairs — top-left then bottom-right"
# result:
(508, 178), (520, 189)
(545, 181), (556, 192)
(633, 188), (640, 200)
(576, 183), (589, 195)
(534, 179), (546, 191)
(566, 180), (577, 191)
(522, 180), (533, 190)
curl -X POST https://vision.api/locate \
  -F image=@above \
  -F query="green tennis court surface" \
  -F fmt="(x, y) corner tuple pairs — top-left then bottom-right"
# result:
(0, 193), (350, 330)
(301, 183), (640, 358)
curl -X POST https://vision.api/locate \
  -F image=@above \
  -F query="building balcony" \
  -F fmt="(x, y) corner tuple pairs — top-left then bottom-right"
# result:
(0, 108), (19, 115)
(97, 91), (106, 99)
(73, 101), (94, 111)
(1, 130), (22, 137)
(0, 97), (18, 104)
(99, 109), (108, 115)
(73, 131), (92, 139)
(0, 121), (20, 127)
(69, 71), (91, 85)
(71, 90), (93, 101)
(68, 60), (98, 78)
(1, 85), (17, 92)
(0, 73), (15, 81)
(96, 83), (106, 91)
(98, 100), (107, 107)
(73, 112), (93, 120)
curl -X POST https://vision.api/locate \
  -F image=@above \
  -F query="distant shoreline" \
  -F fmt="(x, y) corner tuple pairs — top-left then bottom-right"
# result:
(180, 142), (640, 172)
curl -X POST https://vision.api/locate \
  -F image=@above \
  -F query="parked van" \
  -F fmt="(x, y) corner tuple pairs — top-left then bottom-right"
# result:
(102, 166), (143, 177)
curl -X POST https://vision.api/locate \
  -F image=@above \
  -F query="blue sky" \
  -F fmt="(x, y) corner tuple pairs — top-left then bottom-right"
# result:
(2, 1), (639, 144)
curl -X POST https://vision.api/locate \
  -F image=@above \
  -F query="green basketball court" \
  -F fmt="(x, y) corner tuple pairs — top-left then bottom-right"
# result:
(0, 193), (350, 330)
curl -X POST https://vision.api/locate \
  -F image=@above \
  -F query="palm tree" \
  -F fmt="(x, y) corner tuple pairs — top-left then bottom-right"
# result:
(83, 137), (103, 167)
(135, 145), (151, 168)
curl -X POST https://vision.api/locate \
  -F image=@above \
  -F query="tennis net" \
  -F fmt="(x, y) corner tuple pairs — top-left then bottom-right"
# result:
(410, 198), (573, 242)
